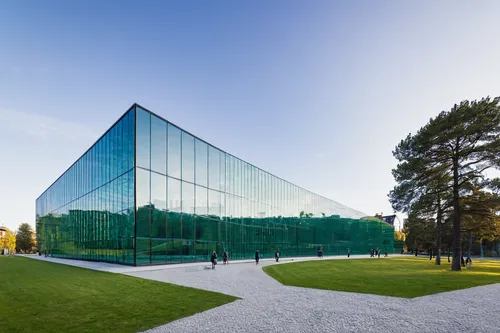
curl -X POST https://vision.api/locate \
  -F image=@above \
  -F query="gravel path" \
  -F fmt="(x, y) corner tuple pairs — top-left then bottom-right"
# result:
(125, 258), (500, 333)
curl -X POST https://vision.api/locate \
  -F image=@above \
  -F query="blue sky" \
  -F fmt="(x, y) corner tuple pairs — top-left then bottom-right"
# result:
(1, 1), (500, 231)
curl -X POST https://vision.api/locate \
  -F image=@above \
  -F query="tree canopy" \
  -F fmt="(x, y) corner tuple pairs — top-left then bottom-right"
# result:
(0, 228), (16, 253)
(390, 97), (500, 270)
(16, 223), (35, 253)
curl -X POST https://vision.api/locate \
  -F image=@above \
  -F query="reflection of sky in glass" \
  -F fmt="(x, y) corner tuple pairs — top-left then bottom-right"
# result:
(182, 132), (195, 183)
(151, 115), (167, 175)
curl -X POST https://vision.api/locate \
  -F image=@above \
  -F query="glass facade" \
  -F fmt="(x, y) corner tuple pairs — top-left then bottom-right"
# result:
(36, 107), (135, 264)
(36, 104), (394, 266)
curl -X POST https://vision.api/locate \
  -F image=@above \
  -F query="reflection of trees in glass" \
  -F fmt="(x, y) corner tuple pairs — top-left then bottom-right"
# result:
(139, 205), (395, 260)
(38, 199), (394, 264)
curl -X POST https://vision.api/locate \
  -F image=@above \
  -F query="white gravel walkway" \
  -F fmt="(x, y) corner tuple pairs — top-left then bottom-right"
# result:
(124, 257), (500, 333)
(22, 254), (500, 333)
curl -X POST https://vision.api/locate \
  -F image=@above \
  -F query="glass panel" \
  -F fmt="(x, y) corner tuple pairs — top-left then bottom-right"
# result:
(151, 173), (167, 211)
(136, 107), (151, 170)
(151, 172), (167, 264)
(195, 139), (208, 187)
(151, 115), (167, 175)
(208, 146), (220, 191)
(167, 177), (182, 240)
(182, 181), (195, 215)
(209, 190), (221, 219)
(195, 186), (208, 216)
(167, 124), (181, 179)
(182, 181), (195, 241)
(181, 132), (195, 183)
(136, 168), (151, 265)
(195, 216), (217, 244)
(220, 152), (226, 192)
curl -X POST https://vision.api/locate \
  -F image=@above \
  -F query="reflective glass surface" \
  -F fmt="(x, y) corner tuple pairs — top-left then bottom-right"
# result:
(35, 107), (136, 264)
(131, 106), (393, 265)
(36, 104), (394, 266)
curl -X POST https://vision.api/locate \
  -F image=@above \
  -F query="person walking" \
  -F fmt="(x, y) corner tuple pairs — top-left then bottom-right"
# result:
(210, 250), (217, 270)
(275, 250), (280, 262)
(255, 250), (260, 265)
(347, 248), (351, 258)
(377, 249), (381, 258)
(465, 257), (473, 268)
(223, 251), (228, 265)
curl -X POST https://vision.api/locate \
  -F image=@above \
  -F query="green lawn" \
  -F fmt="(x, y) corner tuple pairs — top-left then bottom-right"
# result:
(0, 256), (237, 333)
(263, 256), (500, 298)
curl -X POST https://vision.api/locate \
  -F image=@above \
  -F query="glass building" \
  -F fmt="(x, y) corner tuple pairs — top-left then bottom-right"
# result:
(36, 104), (394, 265)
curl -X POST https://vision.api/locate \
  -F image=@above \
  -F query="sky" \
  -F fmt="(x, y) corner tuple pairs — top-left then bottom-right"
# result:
(1, 0), (500, 232)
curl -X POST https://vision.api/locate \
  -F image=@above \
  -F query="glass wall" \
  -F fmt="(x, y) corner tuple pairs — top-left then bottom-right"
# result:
(134, 106), (393, 265)
(35, 107), (135, 265)
(36, 104), (393, 266)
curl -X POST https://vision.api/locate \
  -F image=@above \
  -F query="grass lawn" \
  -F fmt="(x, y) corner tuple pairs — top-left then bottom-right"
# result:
(263, 256), (500, 298)
(0, 256), (237, 333)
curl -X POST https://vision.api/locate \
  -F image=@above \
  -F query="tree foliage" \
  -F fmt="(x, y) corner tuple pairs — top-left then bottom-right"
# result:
(299, 211), (313, 218)
(390, 97), (500, 270)
(462, 187), (500, 237)
(16, 223), (35, 253)
(0, 229), (16, 253)
(461, 187), (500, 256)
(403, 214), (436, 251)
(394, 230), (406, 242)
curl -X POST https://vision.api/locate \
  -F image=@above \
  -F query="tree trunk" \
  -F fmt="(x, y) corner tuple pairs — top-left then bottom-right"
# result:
(479, 240), (484, 258)
(467, 231), (472, 258)
(436, 228), (441, 265)
(451, 155), (462, 271)
(436, 194), (442, 265)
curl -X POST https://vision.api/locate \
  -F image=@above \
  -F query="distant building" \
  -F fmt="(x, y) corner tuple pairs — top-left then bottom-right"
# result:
(0, 225), (13, 255)
(374, 213), (396, 226)
(0, 225), (9, 238)
(382, 215), (397, 226)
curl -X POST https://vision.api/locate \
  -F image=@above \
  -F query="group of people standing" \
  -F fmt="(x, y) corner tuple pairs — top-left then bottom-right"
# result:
(319, 247), (352, 258)
(210, 247), (388, 267)
(256, 249), (280, 264)
(210, 250), (229, 270)
(370, 248), (388, 258)
(210, 249), (280, 269)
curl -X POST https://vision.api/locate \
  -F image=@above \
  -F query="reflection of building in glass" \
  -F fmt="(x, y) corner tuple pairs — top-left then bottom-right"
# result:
(0, 225), (9, 238)
(36, 104), (394, 266)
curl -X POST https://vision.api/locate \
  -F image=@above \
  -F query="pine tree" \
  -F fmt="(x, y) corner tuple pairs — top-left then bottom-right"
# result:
(391, 97), (500, 270)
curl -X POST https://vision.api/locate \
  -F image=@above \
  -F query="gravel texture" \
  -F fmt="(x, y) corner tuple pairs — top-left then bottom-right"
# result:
(126, 259), (500, 333)
(22, 254), (500, 333)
